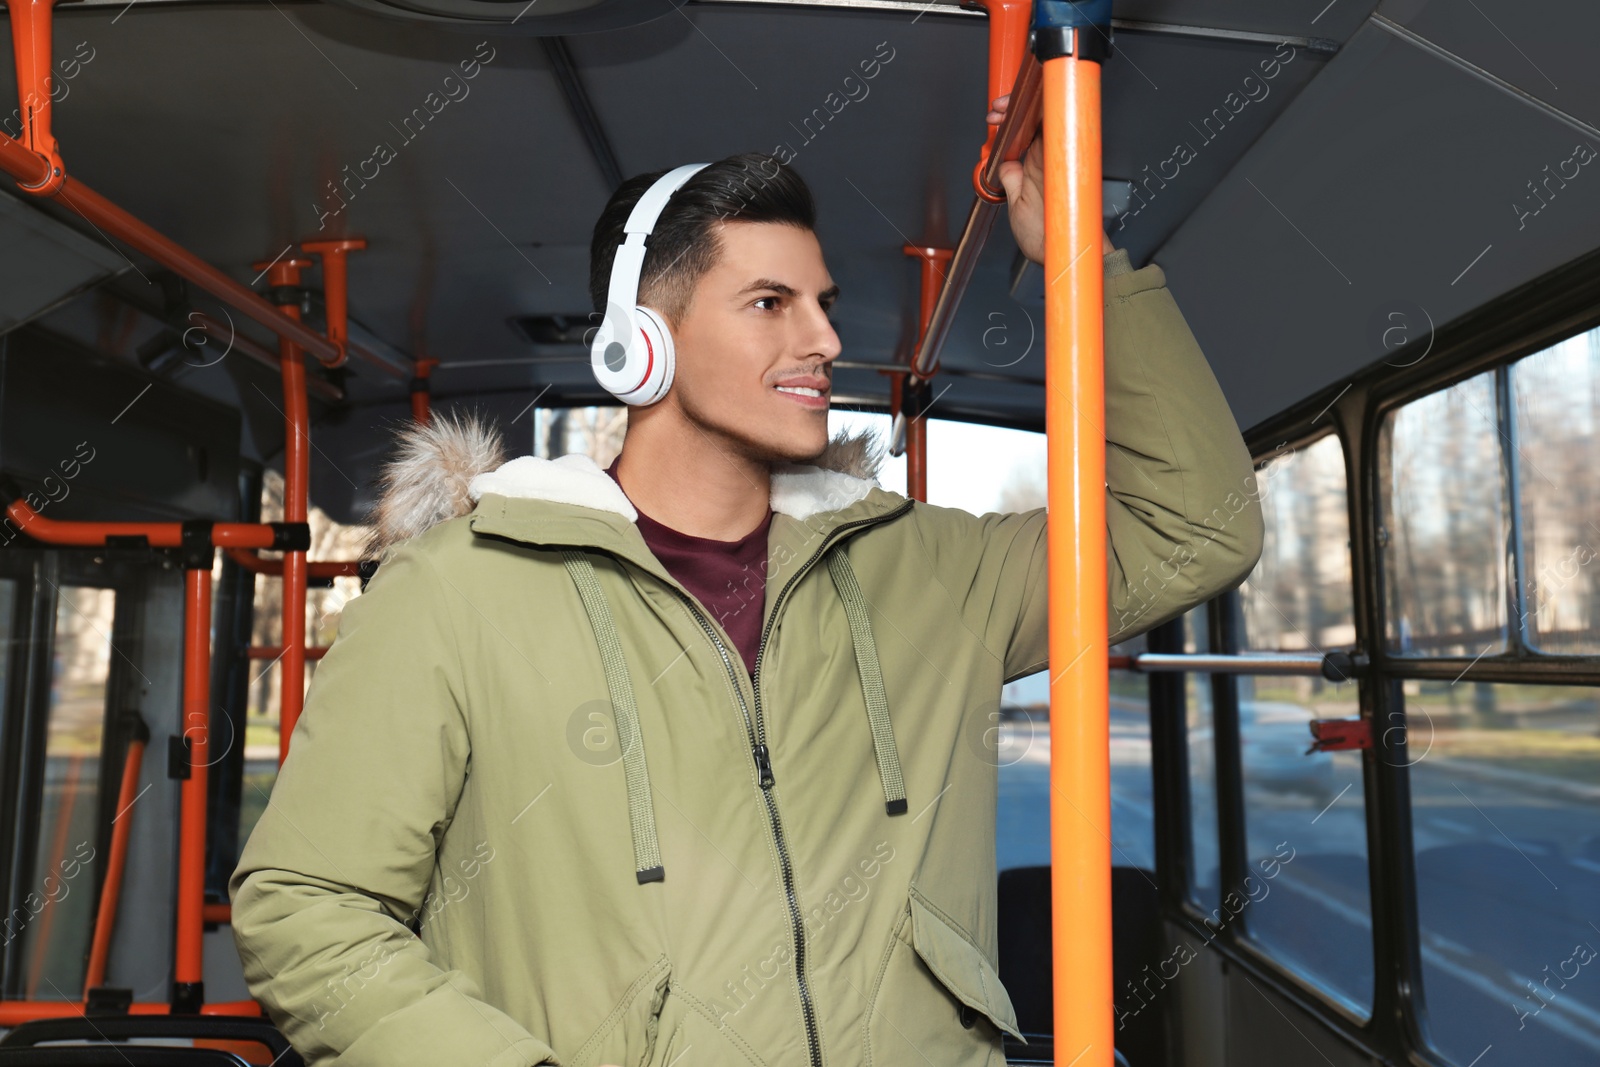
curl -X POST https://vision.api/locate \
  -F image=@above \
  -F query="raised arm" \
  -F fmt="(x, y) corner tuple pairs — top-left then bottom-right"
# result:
(228, 543), (555, 1067)
(908, 246), (1261, 682)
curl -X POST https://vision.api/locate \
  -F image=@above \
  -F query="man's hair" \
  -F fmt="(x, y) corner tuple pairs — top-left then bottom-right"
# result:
(588, 152), (816, 326)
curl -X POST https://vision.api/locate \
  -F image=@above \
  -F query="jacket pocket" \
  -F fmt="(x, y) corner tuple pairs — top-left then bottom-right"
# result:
(866, 890), (1024, 1067)
(571, 955), (671, 1067)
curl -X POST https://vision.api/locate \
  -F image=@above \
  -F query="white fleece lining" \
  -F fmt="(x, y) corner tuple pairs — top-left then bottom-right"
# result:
(467, 452), (878, 522)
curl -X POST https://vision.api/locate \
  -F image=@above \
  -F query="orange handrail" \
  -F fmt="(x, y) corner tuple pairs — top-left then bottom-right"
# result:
(3, 501), (285, 549)
(174, 567), (212, 998)
(0, 0), (340, 365)
(226, 548), (360, 579)
(247, 645), (329, 661)
(411, 357), (439, 425)
(900, 245), (953, 501)
(1041, 16), (1112, 1067)
(259, 258), (315, 766)
(0, 1000), (262, 1027)
(84, 727), (147, 993)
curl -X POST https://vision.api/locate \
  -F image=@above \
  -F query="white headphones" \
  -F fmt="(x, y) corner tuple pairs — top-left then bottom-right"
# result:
(590, 162), (711, 406)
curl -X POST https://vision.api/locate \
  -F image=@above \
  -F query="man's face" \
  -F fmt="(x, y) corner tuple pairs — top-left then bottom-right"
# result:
(658, 221), (841, 465)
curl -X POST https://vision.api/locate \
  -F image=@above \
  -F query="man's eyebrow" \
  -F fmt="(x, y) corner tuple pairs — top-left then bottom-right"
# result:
(737, 279), (843, 305)
(739, 278), (799, 297)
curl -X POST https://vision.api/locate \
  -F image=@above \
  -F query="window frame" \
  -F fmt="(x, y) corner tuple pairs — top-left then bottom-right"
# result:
(1166, 249), (1600, 1067)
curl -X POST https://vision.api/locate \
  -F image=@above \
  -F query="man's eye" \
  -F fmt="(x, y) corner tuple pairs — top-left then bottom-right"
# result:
(754, 296), (779, 311)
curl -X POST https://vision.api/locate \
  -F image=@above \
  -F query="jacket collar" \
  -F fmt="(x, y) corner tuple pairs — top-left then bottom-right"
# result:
(466, 451), (910, 605)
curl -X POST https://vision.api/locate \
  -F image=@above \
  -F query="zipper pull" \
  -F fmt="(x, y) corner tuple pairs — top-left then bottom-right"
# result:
(753, 743), (775, 788)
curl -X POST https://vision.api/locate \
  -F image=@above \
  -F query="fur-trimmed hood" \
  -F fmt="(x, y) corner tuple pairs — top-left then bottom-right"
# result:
(365, 412), (890, 557)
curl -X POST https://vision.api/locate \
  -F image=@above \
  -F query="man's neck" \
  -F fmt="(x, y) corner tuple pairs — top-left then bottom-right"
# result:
(611, 422), (772, 542)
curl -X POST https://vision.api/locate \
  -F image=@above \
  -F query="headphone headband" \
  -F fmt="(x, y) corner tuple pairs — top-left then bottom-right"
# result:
(592, 163), (710, 406)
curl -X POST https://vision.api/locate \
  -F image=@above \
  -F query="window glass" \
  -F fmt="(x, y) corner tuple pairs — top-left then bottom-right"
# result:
(239, 474), (372, 850)
(1110, 631), (1153, 873)
(1511, 336), (1600, 654)
(997, 667), (1050, 873)
(1236, 672), (1372, 1016)
(1242, 435), (1354, 651)
(1381, 371), (1509, 656)
(16, 585), (111, 998)
(1186, 670), (1219, 909)
(1408, 682), (1600, 1065)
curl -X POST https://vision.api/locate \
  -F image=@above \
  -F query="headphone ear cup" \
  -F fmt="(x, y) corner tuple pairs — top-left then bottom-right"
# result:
(629, 306), (675, 406)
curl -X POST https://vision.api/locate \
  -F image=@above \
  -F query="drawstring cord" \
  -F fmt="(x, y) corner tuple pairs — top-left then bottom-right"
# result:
(562, 550), (666, 884)
(560, 544), (909, 888)
(827, 550), (909, 816)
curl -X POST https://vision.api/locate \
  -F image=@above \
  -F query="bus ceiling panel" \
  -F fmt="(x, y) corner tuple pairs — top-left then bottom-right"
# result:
(1149, 17), (1600, 434)
(1376, 0), (1600, 131)
(0, 189), (127, 336)
(1009, 29), (1334, 290)
(0, 329), (242, 524)
(1, 6), (605, 358)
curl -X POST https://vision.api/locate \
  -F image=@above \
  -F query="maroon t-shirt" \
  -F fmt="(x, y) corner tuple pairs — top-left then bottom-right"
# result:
(604, 457), (773, 678)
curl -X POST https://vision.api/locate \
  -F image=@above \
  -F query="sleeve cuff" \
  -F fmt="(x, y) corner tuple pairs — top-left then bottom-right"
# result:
(1104, 249), (1169, 305)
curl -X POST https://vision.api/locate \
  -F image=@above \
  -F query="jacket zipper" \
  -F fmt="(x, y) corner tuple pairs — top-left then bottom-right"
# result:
(672, 499), (913, 1067)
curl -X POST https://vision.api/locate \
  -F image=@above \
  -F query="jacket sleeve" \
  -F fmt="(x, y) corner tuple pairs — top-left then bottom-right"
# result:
(911, 249), (1263, 682)
(228, 542), (556, 1067)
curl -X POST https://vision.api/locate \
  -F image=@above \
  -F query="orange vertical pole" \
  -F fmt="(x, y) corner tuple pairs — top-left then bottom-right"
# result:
(256, 256), (315, 766)
(301, 237), (365, 367)
(410, 357), (438, 425)
(1040, 12), (1111, 1067)
(902, 245), (952, 503)
(84, 723), (147, 993)
(175, 566), (212, 1003)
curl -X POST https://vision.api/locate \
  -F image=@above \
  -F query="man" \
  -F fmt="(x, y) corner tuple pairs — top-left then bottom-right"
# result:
(230, 104), (1262, 1067)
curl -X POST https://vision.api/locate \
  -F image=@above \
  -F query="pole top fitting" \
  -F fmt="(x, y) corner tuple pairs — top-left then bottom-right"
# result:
(1032, 0), (1114, 61)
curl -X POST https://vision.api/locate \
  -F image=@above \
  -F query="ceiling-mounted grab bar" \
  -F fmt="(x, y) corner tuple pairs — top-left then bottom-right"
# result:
(1107, 651), (1366, 681)
(890, 0), (1034, 455)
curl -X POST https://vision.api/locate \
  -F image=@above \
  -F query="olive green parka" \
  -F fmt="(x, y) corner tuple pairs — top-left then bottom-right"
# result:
(229, 249), (1263, 1067)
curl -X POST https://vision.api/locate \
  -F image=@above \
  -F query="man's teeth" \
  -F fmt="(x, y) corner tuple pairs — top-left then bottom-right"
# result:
(776, 386), (823, 397)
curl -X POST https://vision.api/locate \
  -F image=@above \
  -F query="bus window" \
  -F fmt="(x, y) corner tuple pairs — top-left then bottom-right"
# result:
(1242, 435), (1353, 652)
(1186, 666), (1218, 910)
(239, 474), (372, 848)
(1511, 335), (1600, 654)
(1178, 605), (1217, 908)
(1237, 433), (1373, 1015)
(18, 585), (113, 999)
(1109, 635), (1153, 874)
(1410, 682), (1600, 1065)
(1380, 371), (1509, 657)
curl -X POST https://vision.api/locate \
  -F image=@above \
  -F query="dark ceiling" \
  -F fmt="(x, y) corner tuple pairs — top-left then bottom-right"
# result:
(3, 0), (1597, 523)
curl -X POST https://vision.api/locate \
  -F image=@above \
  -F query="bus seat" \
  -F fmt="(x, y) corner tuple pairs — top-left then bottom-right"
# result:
(0, 1050), (253, 1067)
(999, 865), (1166, 1067)
(0, 1016), (299, 1067)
